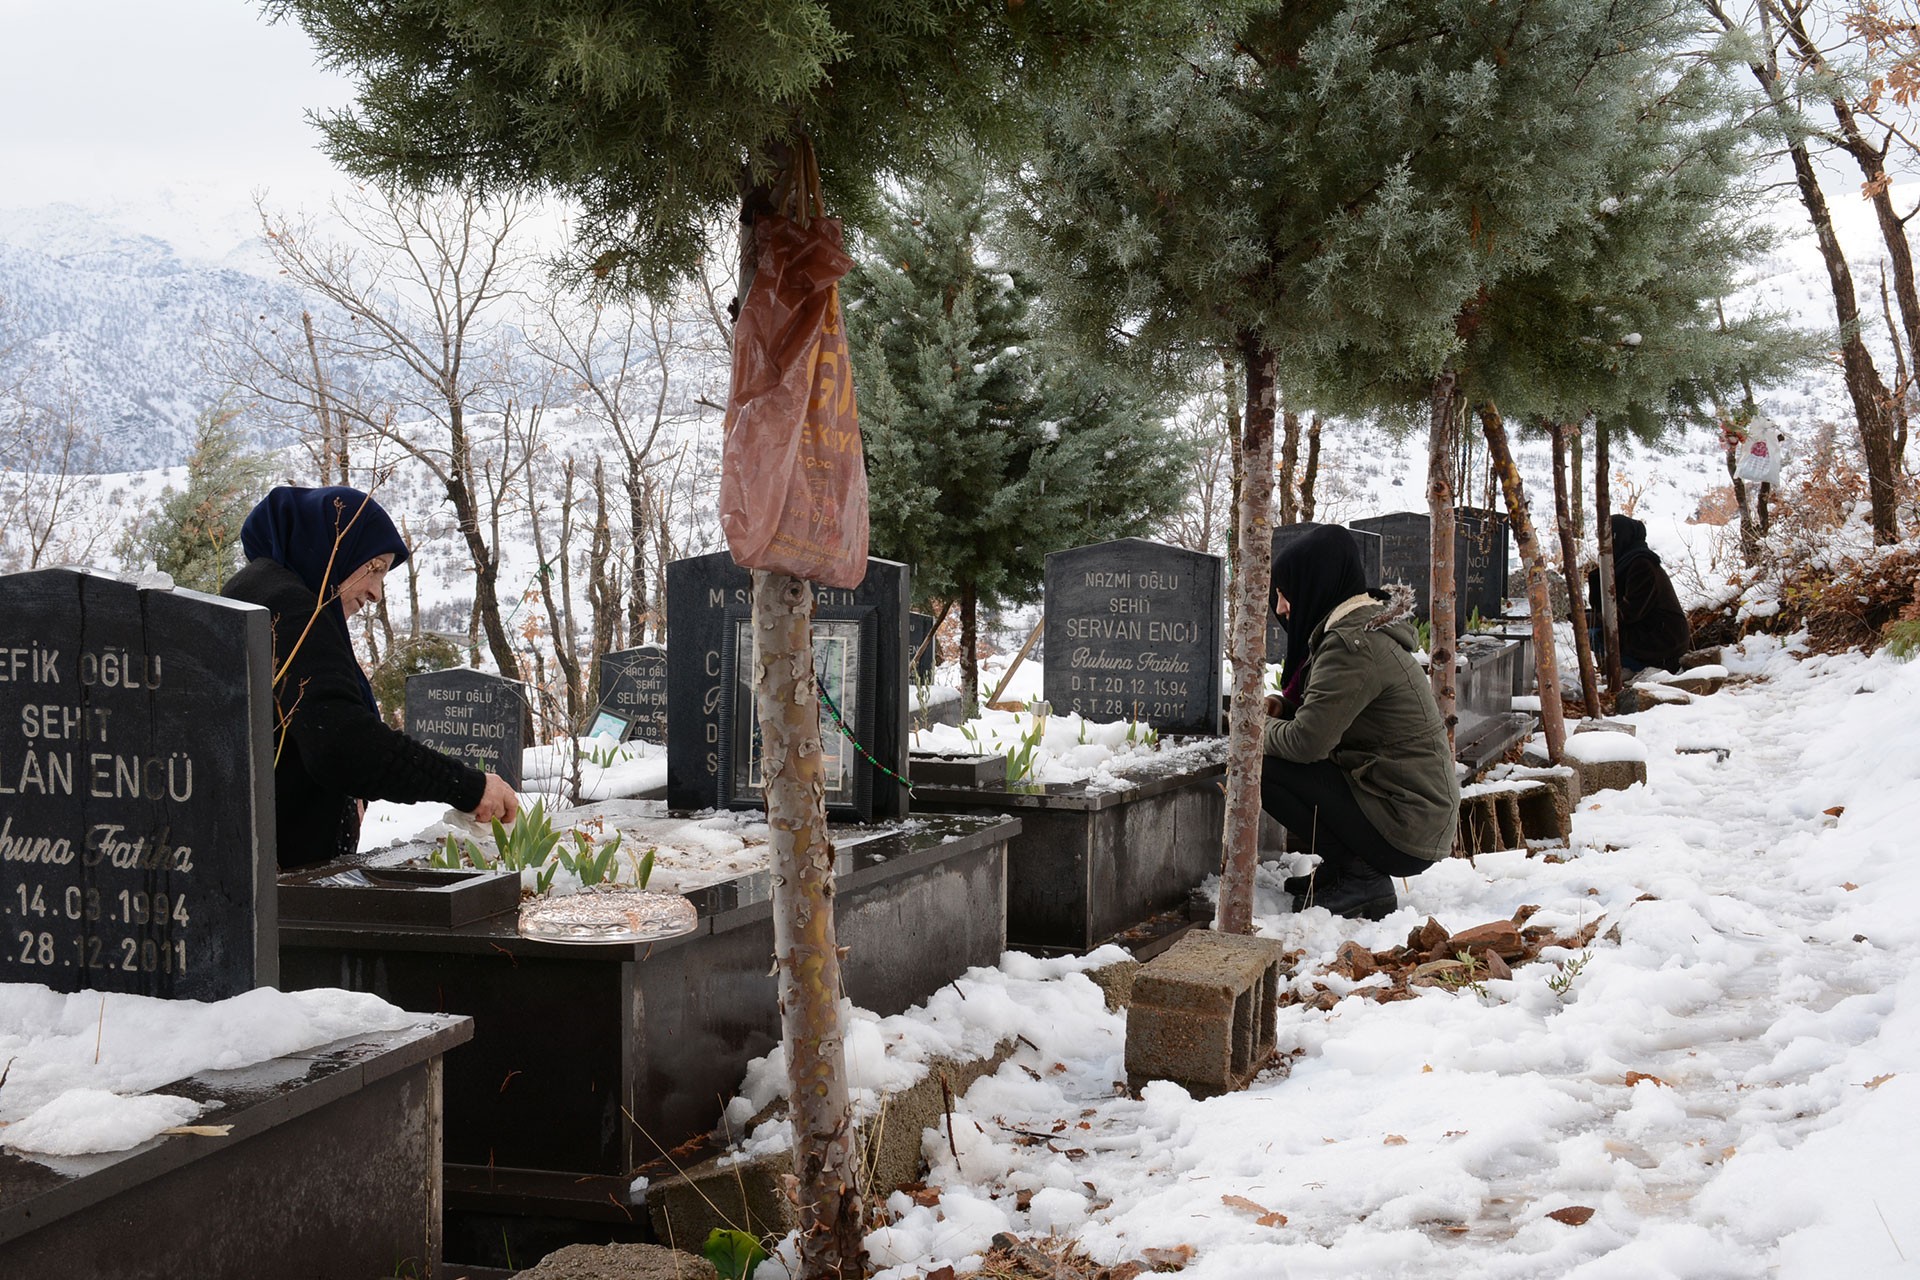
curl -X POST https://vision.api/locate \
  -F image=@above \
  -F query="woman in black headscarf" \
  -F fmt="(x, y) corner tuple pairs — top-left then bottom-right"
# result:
(222, 486), (518, 869)
(1262, 524), (1460, 920)
(1588, 514), (1691, 673)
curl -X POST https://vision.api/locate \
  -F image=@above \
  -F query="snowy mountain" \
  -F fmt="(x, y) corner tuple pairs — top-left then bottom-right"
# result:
(0, 202), (301, 470)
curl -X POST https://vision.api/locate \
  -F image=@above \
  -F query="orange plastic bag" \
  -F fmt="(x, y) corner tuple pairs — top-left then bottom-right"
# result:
(718, 214), (870, 589)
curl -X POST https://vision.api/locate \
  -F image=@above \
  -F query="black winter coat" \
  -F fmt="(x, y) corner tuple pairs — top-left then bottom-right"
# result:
(224, 559), (487, 868)
(1589, 549), (1691, 672)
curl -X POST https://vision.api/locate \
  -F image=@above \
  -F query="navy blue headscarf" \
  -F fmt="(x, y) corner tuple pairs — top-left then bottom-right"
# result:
(241, 486), (409, 709)
(1273, 523), (1376, 705)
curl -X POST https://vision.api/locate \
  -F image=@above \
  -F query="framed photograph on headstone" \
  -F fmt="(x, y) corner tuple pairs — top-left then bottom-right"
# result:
(588, 710), (631, 742)
(665, 552), (910, 819)
(717, 612), (878, 819)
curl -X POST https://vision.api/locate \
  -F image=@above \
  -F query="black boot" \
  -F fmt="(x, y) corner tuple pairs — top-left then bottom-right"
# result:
(1283, 861), (1337, 900)
(1304, 864), (1397, 921)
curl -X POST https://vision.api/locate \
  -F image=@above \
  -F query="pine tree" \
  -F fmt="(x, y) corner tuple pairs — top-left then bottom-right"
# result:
(1020, 0), (1705, 932)
(265, 5), (1209, 1273)
(845, 157), (1191, 711)
(123, 406), (272, 593)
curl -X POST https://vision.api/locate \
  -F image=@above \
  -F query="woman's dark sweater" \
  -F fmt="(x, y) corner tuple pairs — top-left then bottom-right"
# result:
(223, 558), (487, 868)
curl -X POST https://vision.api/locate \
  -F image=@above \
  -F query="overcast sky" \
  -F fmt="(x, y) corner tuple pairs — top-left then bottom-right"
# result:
(0, 0), (355, 207)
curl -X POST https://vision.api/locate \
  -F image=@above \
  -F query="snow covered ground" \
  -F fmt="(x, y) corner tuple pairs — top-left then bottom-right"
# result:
(709, 632), (1920, 1280)
(10, 626), (1915, 1276)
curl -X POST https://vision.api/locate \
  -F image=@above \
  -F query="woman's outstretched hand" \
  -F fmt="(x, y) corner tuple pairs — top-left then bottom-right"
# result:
(471, 772), (521, 825)
(1264, 694), (1286, 720)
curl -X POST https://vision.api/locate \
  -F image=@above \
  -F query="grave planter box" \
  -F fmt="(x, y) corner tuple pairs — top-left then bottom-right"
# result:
(278, 865), (522, 928)
(909, 751), (1007, 789)
(1454, 637), (1535, 774)
(912, 742), (1227, 954)
(276, 814), (1016, 1260)
(0, 1018), (470, 1280)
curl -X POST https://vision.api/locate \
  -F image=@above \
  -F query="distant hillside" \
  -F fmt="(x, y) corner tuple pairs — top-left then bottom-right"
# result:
(0, 203), (300, 470)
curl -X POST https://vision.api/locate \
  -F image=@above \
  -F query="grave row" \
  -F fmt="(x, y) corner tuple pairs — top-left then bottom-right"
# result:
(0, 508), (1509, 996)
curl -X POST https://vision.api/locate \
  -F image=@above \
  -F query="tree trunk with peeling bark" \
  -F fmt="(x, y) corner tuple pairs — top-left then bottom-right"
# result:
(1427, 373), (1461, 749)
(1719, 1), (1902, 544)
(736, 160), (866, 1280)
(752, 571), (866, 1277)
(1299, 415), (1322, 522)
(1277, 409), (1301, 525)
(1595, 420), (1623, 696)
(1214, 335), (1277, 937)
(1480, 406), (1565, 761)
(1549, 421), (1600, 713)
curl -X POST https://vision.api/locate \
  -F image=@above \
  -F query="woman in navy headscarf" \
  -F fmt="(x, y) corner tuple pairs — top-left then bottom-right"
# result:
(223, 486), (518, 868)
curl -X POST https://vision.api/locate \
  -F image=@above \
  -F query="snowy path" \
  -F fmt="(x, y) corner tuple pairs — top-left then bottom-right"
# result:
(849, 637), (1920, 1280)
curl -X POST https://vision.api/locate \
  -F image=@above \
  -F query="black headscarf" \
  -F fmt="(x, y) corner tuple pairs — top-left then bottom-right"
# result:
(1610, 514), (1658, 574)
(1273, 523), (1374, 700)
(241, 486), (409, 710)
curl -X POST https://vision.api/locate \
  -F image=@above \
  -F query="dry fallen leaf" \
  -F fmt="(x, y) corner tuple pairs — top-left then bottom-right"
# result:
(1444, 1130), (1469, 1138)
(1624, 1072), (1669, 1088)
(1383, 1134), (1409, 1146)
(1547, 1205), (1596, 1226)
(1140, 1244), (1195, 1269)
(160, 1125), (233, 1138)
(928, 1268), (958, 1280)
(1220, 1194), (1288, 1227)
(1824, 805), (1846, 817)
(1421, 1064), (1434, 1073)
(1863, 1074), (1895, 1090)
(1842, 882), (1859, 892)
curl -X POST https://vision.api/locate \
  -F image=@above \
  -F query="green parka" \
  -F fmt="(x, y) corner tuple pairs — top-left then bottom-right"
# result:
(1262, 588), (1461, 862)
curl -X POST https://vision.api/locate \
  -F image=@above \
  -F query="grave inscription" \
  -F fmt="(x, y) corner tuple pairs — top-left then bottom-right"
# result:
(0, 568), (276, 999)
(1043, 538), (1223, 735)
(404, 668), (527, 788)
(595, 646), (668, 743)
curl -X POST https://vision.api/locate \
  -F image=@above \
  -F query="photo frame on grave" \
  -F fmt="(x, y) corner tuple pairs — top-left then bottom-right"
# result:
(716, 609), (878, 821)
(588, 710), (631, 742)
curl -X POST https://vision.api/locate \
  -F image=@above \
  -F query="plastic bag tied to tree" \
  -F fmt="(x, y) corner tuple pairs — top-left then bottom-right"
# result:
(719, 214), (870, 589)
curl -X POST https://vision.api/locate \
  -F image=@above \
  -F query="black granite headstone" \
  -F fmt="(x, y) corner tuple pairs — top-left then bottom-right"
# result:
(1455, 506), (1512, 627)
(1352, 512), (1433, 619)
(0, 567), (276, 999)
(1352, 509), (1511, 633)
(594, 646), (668, 744)
(664, 552), (910, 821)
(1042, 538), (1224, 735)
(1263, 524), (1387, 664)
(403, 668), (527, 788)
(909, 612), (937, 682)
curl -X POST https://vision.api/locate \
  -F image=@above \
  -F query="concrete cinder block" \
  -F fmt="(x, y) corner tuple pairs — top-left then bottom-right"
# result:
(1513, 782), (1569, 844)
(1494, 789), (1525, 851)
(1125, 931), (1288, 1097)
(1457, 791), (1502, 857)
(648, 1150), (794, 1256)
(1085, 957), (1141, 1011)
(1576, 757), (1648, 793)
(514, 1242), (721, 1280)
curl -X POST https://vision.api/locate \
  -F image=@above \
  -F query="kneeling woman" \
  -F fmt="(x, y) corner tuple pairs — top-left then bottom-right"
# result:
(1262, 524), (1460, 920)
(224, 486), (518, 869)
